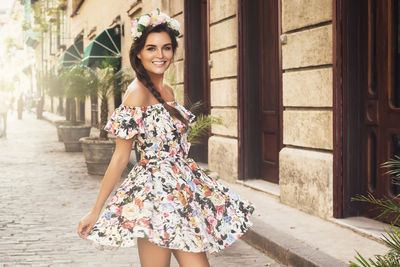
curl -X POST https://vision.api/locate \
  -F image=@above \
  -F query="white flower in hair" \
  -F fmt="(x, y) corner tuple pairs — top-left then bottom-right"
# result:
(131, 8), (180, 40)
(158, 12), (170, 23)
(138, 14), (151, 27)
(169, 18), (180, 32)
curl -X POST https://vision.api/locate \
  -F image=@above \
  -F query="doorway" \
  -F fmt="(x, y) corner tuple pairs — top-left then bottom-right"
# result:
(238, 0), (282, 183)
(184, 0), (210, 162)
(336, 0), (400, 218)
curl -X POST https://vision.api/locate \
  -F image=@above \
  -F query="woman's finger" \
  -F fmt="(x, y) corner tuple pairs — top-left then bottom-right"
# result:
(83, 224), (92, 237)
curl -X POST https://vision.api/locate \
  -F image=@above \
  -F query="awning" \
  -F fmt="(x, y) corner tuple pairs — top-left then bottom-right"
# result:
(82, 27), (121, 67)
(58, 40), (84, 70)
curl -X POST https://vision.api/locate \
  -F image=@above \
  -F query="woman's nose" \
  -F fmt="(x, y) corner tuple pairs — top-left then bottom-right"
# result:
(156, 48), (163, 58)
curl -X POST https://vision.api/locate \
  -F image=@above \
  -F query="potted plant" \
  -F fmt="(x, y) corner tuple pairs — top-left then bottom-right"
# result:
(41, 69), (69, 141)
(80, 60), (133, 175)
(58, 64), (92, 152)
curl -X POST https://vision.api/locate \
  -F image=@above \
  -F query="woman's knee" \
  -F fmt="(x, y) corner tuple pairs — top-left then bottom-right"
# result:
(172, 250), (210, 267)
(137, 238), (171, 267)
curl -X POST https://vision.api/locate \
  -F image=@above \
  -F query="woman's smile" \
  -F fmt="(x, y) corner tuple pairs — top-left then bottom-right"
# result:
(152, 60), (167, 66)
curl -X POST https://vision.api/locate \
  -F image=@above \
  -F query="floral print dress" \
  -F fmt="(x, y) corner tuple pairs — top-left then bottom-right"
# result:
(85, 101), (255, 254)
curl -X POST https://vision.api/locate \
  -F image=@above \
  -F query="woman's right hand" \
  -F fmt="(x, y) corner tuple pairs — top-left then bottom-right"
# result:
(77, 211), (99, 239)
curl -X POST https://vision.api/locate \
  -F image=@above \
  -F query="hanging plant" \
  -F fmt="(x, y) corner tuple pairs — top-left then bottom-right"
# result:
(30, 1), (49, 34)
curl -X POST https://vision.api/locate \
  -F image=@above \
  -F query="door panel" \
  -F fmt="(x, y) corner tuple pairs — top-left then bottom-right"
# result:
(239, 0), (281, 183)
(363, 0), (400, 217)
(259, 0), (280, 183)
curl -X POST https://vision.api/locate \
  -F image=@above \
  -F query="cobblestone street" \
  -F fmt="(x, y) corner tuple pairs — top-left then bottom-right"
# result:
(0, 112), (280, 267)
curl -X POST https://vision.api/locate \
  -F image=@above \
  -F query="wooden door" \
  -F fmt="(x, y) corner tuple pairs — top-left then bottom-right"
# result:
(366, 0), (400, 210)
(336, 0), (400, 219)
(239, 0), (281, 183)
(259, 0), (280, 183)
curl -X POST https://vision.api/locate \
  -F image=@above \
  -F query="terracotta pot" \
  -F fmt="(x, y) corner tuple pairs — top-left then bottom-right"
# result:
(79, 136), (116, 175)
(59, 124), (91, 152)
(79, 136), (137, 176)
(54, 120), (83, 142)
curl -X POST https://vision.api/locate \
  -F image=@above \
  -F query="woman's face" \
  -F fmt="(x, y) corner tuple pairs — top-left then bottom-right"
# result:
(138, 31), (174, 76)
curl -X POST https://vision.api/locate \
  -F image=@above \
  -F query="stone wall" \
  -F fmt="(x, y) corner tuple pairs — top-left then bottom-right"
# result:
(208, 0), (238, 183)
(163, 0), (185, 104)
(279, 0), (333, 218)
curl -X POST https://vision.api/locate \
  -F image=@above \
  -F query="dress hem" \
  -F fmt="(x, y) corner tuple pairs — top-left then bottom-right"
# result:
(84, 217), (254, 255)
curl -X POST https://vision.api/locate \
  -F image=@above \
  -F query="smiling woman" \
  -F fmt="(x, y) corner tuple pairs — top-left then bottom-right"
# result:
(77, 9), (254, 267)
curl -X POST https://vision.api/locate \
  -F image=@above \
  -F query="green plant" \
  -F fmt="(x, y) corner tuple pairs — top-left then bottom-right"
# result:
(59, 64), (94, 123)
(89, 59), (133, 139)
(187, 113), (222, 145)
(41, 69), (64, 98)
(350, 155), (400, 267)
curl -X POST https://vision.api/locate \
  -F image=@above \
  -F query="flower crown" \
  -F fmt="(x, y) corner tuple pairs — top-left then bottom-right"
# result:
(131, 9), (180, 40)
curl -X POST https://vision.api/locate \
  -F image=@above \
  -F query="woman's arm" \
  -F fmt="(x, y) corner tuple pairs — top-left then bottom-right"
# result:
(78, 137), (134, 238)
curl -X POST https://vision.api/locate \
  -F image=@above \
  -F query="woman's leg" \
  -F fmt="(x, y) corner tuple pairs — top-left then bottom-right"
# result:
(172, 249), (210, 267)
(137, 237), (172, 267)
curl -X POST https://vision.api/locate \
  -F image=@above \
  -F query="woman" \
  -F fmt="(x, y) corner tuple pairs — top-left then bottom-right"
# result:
(77, 9), (254, 267)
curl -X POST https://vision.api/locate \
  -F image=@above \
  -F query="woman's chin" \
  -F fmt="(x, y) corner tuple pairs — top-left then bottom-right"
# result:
(148, 68), (169, 76)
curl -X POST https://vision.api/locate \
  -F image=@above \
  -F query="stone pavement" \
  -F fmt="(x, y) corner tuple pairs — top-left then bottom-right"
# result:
(0, 112), (282, 267)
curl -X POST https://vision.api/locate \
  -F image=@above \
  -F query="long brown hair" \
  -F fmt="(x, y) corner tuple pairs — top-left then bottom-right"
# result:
(129, 24), (189, 126)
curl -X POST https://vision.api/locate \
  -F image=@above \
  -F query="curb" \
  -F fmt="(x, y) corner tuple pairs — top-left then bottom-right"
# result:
(242, 217), (347, 267)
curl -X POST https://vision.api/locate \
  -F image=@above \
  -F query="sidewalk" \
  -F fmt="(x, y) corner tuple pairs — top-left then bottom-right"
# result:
(219, 180), (389, 267)
(42, 111), (389, 266)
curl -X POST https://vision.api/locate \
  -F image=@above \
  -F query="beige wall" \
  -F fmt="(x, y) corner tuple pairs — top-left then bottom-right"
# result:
(163, 0), (185, 104)
(208, 0), (238, 183)
(279, 0), (333, 218)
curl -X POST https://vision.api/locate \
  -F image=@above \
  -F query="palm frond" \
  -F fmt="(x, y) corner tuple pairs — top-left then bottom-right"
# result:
(382, 155), (400, 183)
(352, 193), (400, 224)
(184, 98), (204, 115)
(188, 114), (222, 145)
(350, 250), (400, 267)
(382, 226), (400, 255)
(350, 155), (400, 266)
(59, 64), (94, 101)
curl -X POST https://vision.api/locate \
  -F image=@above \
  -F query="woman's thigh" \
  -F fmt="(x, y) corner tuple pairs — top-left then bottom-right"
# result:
(172, 249), (210, 267)
(137, 237), (172, 267)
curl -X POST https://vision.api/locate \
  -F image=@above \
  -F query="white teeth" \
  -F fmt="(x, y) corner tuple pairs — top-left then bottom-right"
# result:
(153, 61), (165, 65)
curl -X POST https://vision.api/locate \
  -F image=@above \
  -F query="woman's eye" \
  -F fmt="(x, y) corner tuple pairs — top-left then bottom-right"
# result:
(147, 47), (155, 51)
(164, 46), (172, 50)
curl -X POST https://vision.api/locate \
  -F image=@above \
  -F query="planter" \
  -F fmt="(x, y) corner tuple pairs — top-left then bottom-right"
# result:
(59, 124), (91, 152)
(79, 136), (116, 175)
(80, 136), (137, 176)
(54, 120), (84, 142)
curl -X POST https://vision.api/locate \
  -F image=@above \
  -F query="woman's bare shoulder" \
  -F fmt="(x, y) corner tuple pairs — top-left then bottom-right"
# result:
(122, 80), (150, 107)
(163, 83), (175, 102)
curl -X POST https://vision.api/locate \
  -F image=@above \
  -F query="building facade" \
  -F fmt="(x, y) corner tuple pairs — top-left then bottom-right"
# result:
(34, 0), (399, 222)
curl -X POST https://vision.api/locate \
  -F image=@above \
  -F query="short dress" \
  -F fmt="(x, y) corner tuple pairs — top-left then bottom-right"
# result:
(85, 101), (255, 254)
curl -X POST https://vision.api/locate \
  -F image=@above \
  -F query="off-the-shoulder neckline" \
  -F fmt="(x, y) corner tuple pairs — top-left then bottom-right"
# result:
(119, 100), (177, 109)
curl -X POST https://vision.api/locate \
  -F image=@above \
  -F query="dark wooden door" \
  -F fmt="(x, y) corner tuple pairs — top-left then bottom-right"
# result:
(239, 0), (281, 183)
(184, 0), (210, 162)
(258, 0), (280, 183)
(365, 0), (400, 209)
